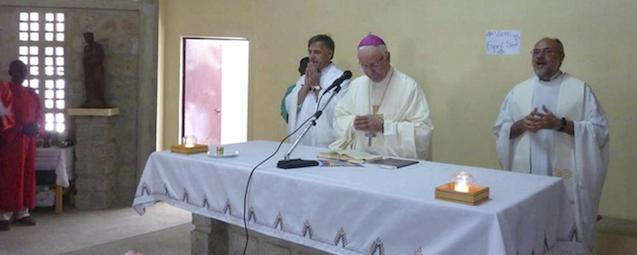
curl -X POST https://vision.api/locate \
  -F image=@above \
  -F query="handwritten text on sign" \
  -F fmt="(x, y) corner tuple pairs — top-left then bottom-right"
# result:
(486, 30), (521, 55)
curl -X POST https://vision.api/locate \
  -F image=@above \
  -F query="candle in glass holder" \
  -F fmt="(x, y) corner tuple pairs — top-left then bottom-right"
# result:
(452, 171), (473, 193)
(183, 135), (197, 148)
(454, 180), (470, 193)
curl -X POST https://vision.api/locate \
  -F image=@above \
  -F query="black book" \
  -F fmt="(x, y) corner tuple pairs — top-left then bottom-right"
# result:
(367, 158), (419, 169)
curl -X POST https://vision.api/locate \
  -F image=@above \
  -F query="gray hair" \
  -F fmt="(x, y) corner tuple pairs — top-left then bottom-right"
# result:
(308, 34), (335, 59)
(554, 38), (564, 53)
(358, 44), (389, 56)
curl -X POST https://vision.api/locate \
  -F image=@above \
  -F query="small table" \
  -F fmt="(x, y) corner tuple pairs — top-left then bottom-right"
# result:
(35, 146), (74, 213)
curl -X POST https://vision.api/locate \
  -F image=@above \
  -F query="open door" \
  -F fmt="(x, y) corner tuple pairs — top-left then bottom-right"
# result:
(180, 37), (249, 146)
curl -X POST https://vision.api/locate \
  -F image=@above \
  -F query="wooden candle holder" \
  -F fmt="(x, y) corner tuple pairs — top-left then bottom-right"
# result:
(435, 182), (489, 205)
(170, 144), (208, 154)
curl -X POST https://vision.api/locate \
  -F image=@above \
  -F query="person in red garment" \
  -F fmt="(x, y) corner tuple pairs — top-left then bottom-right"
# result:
(0, 60), (43, 231)
(0, 79), (14, 130)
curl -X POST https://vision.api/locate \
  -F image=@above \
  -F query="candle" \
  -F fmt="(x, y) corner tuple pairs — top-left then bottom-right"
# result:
(183, 136), (196, 148)
(452, 171), (473, 193)
(454, 180), (470, 192)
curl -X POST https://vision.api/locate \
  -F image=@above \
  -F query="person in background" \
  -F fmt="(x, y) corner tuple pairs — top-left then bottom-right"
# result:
(280, 57), (309, 123)
(283, 34), (350, 147)
(0, 81), (13, 130)
(0, 60), (44, 231)
(0, 90), (6, 117)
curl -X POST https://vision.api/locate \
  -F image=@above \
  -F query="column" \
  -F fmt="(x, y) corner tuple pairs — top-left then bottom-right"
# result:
(68, 107), (119, 209)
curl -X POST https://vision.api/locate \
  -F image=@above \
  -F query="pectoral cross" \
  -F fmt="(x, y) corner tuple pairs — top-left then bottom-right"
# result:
(366, 105), (381, 146)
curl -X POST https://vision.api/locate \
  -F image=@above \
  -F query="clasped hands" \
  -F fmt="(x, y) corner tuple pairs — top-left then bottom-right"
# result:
(354, 115), (384, 134)
(301, 62), (321, 96)
(21, 122), (39, 138)
(515, 105), (561, 132)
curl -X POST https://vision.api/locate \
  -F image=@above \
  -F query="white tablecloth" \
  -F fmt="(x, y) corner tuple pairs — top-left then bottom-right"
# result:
(133, 140), (575, 255)
(35, 146), (74, 187)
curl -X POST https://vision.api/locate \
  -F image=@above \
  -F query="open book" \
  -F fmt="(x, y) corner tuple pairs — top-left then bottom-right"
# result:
(317, 150), (382, 164)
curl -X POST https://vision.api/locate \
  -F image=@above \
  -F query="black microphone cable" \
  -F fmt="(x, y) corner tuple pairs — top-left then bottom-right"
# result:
(241, 112), (318, 255)
(240, 73), (348, 253)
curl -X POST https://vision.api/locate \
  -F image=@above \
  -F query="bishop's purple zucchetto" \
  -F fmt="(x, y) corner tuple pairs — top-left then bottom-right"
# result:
(358, 33), (386, 48)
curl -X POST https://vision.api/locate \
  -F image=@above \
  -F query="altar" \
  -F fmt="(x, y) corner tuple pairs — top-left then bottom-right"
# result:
(133, 140), (575, 255)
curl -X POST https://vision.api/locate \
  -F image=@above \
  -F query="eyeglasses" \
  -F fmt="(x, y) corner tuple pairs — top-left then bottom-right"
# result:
(360, 56), (385, 70)
(530, 48), (559, 57)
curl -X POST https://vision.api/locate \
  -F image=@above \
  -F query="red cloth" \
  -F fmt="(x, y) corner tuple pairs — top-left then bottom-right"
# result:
(0, 82), (14, 131)
(0, 82), (43, 212)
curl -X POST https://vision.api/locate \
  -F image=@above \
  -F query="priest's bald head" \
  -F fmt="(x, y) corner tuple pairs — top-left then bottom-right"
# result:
(531, 37), (565, 81)
(357, 34), (391, 82)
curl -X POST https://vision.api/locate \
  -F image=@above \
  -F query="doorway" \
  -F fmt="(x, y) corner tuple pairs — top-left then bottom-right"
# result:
(180, 37), (249, 146)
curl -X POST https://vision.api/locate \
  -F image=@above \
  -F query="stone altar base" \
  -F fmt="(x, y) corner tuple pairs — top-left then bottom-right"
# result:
(69, 108), (119, 209)
(191, 214), (326, 255)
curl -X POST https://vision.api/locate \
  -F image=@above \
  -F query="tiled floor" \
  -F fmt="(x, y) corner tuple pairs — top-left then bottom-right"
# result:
(0, 203), (191, 255)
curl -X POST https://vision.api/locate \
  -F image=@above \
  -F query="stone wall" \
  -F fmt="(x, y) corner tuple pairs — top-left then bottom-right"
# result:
(0, 2), (149, 207)
(0, 8), (20, 79)
(67, 8), (140, 206)
(192, 214), (327, 255)
(74, 115), (117, 209)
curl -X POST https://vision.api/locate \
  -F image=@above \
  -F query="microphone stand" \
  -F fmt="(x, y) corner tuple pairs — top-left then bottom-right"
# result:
(277, 87), (342, 169)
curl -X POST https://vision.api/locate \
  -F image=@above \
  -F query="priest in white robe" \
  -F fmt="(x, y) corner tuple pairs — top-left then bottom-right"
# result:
(330, 34), (433, 160)
(493, 38), (609, 254)
(284, 34), (350, 147)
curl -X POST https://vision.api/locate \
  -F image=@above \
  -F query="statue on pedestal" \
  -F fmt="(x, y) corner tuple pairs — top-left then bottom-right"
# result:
(82, 32), (108, 108)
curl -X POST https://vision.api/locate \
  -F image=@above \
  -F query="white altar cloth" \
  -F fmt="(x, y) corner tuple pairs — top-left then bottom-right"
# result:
(133, 140), (574, 255)
(35, 146), (74, 187)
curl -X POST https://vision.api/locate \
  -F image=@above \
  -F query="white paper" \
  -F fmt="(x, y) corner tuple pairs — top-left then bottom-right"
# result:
(486, 30), (521, 55)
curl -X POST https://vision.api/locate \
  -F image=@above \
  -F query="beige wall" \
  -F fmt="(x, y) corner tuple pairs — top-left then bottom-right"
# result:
(159, 0), (637, 220)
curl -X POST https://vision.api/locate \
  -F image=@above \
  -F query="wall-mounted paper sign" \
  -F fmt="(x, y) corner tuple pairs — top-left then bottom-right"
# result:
(486, 30), (521, 55)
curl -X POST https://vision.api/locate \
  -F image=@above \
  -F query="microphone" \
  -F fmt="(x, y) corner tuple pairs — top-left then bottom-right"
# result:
(322, 70), (352, 95)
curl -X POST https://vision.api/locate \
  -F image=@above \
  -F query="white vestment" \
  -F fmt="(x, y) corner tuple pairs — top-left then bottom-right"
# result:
(284, 63), (349, 147)
(493, 73), (609, 254)
(330, 68), (433, 160)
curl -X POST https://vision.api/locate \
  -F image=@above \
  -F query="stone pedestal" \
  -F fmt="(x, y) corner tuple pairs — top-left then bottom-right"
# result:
(191, 214), (229, 255)
(191, 213), (326, 255)
(69, 108), (119, 209)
